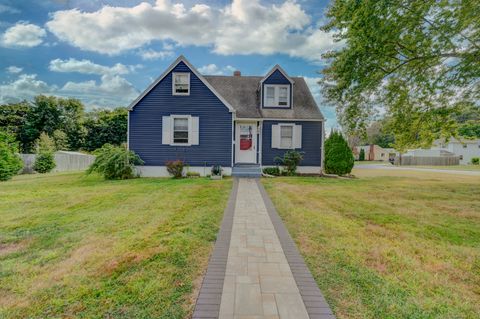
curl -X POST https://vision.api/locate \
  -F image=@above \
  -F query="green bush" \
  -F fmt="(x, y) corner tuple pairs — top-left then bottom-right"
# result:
(33, 153), (56, 173)
(34, 133), (56, 173)
(472, 157), (479, 165)
(359, 148), (365, 161)
(87, 144), (143, 180)
(324, 131), (354, 175)
(166, 160), (185, 178)
(211, 165), (222, 176)
(186, 171), (200, 178)
(0, 131), (23, 181)
(263, 166), (281, 176)
(275, 150), (304, 176)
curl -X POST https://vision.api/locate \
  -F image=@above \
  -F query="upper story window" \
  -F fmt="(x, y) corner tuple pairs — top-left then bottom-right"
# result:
(172, 72), (190, 95)
(264, 85), (290, 107)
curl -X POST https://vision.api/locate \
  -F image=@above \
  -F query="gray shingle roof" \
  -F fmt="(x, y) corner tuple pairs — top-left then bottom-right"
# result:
(203, 75), (324, 120)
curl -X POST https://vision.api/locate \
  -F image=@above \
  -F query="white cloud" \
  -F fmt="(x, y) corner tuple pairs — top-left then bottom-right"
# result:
(0, 4), (20, 14)
(0, 73), (138, 108)
(198, 64), (236, 75)
(46, 0), (340, 61)
(6, 66), (23, 74)
(139, 49), (174, 60)
(49, 58), (134, 75)
(0, 74), (56, 104)
(303, 76), (338, 130)
(1, 22), (46, 47)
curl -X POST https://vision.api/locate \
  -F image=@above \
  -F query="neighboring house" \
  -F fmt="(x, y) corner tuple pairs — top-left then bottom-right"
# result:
(354, 144), (397, 161)
(128, 55), (324, 177)
(431, 138), (480, 164)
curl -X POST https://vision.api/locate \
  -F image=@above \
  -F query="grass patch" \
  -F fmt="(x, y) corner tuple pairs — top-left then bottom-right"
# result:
(0, 172), (231, 319)
(262, 169), (480, 319)
(409, 165), (480, 171)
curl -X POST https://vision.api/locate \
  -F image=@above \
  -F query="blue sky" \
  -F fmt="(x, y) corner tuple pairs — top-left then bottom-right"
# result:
(0, 0), (339, 130)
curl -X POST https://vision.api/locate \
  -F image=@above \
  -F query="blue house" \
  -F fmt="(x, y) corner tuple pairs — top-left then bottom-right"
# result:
(128, 56), (325, 177)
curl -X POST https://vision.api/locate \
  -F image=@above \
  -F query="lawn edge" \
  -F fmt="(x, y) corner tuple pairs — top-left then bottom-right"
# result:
(257, 179), (336, 319)
(192, 178), (238, 318)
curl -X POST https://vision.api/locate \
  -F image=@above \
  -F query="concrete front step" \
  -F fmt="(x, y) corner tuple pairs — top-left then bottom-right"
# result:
(232, 164), (262, 178)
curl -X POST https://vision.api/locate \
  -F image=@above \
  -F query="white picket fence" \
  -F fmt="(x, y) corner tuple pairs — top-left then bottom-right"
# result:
(20, 151), (96, 174)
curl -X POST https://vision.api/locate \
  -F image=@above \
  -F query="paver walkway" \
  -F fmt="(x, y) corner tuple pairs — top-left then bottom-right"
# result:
(193, 179), (334, 319)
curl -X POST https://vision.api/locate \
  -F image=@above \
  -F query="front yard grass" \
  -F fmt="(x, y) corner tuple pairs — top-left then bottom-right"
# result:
(262, 169), (480, 319)
(0, 172), (231, 319)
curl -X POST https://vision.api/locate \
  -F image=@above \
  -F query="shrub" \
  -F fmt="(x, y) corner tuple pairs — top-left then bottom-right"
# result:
(33, 153), (56, 173)
(186, 171), (200, 178)
(472, 157), (480, 165)
(324, 131), (354, 175)
(211, 165), (222, 176)
(0, 131), (23, 181)
(275, 150), (304, 176)
(263, 166), (281, 176)
(34, 133), (56, 174)
(87, 144), (143, 180)
(359, 148), (365, 161)
(166, 160), (185, 178)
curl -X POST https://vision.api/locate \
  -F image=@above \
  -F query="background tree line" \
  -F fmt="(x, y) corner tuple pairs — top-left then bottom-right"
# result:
(0, 95), (127, 153)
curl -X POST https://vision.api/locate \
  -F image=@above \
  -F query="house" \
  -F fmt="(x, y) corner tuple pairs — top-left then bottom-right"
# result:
(127, 55), (324, 177)
(431, 138), (480, 164)
(354, 144), (397, 162)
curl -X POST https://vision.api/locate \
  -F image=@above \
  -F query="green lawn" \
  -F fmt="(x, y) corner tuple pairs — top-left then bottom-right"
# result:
(0, 172), (231, 319)
(263, 169), (480, 319)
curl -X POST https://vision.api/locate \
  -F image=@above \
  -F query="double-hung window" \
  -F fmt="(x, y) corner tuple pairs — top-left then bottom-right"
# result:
(263, 85), (290, 107)
(173, 117), (189, 144)
(172, 72), (190, 95)
(280, 125), (293, 148)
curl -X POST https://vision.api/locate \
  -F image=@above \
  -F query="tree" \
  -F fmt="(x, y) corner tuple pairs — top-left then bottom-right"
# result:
(83, 108), (128, 151)
(52, 130), (69, 151)
(359, 148), (365, 161)
(87, 144), (143, 180)
(33, 133), (56, 173)
(321, 0), (480, 152)
(324, 131), (354, 175)
(58, 98), (87, 150)
(0, 130), (23, 181)
(0, 102), (30, 138)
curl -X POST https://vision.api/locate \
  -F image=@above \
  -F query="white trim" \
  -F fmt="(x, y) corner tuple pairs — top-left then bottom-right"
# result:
(258, 121), (263, 166)
(235, 117), (324, 122)
(263, 84), (291, 108)
(231, 112), (235, 168)
(278, 123), (295, 149)
(321, 120), (325, 173)
(172, 72), (190, 96)
(127, 110), (130, 150)
(128, 55), (235, 113)
(260, 65), (294, 84)
(136, 166), (232, 177)
(235, 122), (258, 164)
(170, 114), (191, 146)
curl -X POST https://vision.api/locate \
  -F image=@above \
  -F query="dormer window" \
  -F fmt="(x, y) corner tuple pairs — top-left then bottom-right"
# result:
(172, 72), (190, 95)
(264, 85), (290, 107)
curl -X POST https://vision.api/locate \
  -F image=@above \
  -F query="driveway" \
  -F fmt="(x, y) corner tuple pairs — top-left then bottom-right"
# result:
(355, 164), (480, 177)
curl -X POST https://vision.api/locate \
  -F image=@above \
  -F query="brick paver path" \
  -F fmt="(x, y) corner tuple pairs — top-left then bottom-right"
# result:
(193, 179), (334, 319)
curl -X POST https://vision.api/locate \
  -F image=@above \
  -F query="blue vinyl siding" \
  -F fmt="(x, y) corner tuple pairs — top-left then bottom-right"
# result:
(129, 61), (232, 167)
(262, 121), (322, 166)
(262, 69), (292, 108)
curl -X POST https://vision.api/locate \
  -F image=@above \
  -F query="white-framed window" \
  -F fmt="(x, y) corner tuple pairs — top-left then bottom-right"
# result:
(172, 72), (190, 95)
(280, 125), (294, 148)
(172, 116), (189, 144)
(271, 123), (301, 149)
(264, 85), (290, 107)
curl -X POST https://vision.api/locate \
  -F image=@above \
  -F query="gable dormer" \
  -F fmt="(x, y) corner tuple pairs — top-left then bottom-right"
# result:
(260, 65), (294, 109)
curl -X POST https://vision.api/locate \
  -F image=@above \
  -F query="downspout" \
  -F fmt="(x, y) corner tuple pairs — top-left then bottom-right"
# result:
(320, 119), (325, 174)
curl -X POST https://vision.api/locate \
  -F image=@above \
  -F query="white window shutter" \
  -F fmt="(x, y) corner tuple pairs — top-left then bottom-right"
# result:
(162, 116), (171, 144)
(294, 125), (302, 149)
(271, 124), (280, 148)
(190, 116), (199, 145)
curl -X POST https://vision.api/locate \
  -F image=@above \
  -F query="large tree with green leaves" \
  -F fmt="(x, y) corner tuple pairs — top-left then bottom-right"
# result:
(83, 108), (128, 151)
(321, 0), (480, 152)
